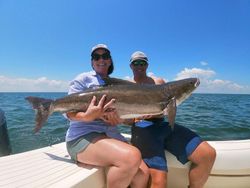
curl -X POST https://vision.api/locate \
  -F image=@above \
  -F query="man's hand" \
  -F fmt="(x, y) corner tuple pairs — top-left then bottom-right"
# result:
(101, 109), (124, 126)
(134, 115), (153, 122)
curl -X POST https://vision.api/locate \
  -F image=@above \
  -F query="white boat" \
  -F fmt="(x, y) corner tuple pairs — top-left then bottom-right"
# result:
(0, 134), (250, 188)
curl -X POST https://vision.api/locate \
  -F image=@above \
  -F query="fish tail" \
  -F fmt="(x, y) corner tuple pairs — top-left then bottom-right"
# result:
(25, 96), (53, 132)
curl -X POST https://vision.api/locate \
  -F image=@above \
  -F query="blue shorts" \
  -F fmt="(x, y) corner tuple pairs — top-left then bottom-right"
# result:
(131, 121), (202, 171)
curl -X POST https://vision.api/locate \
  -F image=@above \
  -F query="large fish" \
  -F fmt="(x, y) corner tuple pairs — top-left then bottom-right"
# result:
(26, 77), (200, 132)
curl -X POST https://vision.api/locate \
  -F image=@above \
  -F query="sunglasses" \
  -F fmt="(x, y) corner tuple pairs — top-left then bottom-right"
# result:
(92, 53), (111, 61)
(132, 61), (148, 66)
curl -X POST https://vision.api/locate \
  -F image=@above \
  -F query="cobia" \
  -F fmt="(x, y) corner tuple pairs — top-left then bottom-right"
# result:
(26, 77), (200, 132)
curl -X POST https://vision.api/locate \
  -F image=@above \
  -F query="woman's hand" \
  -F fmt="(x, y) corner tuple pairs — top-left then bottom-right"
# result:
(66, 95), (116, 122)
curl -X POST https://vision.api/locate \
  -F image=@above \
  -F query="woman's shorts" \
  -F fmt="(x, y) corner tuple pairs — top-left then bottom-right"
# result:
(66, 132), (106, 162)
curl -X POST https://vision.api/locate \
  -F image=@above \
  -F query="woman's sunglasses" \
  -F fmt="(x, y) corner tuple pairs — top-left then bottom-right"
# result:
(132, 61), (148, 66)
(92, 53), (111, 61)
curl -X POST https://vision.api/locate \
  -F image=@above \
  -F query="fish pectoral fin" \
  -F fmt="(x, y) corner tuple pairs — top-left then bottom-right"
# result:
(165, 97), (177, 130)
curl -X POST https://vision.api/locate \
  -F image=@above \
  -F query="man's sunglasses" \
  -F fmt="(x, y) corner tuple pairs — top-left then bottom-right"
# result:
(91, 53), (111, 61)
(132, 61), (148, 66)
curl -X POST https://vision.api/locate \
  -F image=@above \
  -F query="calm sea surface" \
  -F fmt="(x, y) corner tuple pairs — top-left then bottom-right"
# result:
(1, 92), (250, 154)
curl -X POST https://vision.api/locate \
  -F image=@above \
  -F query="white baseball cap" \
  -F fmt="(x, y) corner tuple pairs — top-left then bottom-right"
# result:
(130, 51), (148, 63)
(91, 44), (110, 54)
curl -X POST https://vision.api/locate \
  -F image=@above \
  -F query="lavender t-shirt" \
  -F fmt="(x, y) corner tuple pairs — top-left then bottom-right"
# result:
(65, 71), (126, 142)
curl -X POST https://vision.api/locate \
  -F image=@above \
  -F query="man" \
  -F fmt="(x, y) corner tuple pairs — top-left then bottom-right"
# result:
(129, 51), (216, 188)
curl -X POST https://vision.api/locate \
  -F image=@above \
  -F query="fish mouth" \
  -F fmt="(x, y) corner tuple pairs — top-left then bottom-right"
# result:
(195, 78), (200, 88)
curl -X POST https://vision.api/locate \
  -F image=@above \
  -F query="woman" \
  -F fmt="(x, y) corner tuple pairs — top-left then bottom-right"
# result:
(65, 44), (149, 188)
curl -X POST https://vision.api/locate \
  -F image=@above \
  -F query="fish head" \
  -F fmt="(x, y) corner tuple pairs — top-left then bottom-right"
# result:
(164, 78), (200, 106)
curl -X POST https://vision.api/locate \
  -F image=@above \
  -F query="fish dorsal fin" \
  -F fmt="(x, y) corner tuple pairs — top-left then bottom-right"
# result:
(103, 77), (136, 86)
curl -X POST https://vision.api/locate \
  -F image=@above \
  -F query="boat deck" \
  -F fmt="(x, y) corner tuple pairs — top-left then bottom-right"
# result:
(1, 137), (250, 188)
(0, 142), (106, 188)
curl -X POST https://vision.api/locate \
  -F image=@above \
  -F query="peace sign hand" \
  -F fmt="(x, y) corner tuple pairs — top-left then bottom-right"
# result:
(84, 95), (116, 122)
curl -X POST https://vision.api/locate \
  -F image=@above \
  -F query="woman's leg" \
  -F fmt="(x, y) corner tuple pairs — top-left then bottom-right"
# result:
(77, 137), (148, 188)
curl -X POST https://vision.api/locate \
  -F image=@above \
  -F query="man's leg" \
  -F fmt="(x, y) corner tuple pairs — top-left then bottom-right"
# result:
(164, 124), (216, 188)
(188, 141), (216, 188)
(131, 123), (168, 188)
(149, 168), (167, 188)
(130, 160), (150, 188)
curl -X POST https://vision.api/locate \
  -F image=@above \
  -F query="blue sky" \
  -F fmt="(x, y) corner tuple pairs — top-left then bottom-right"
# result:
(0, 0), (250, 93)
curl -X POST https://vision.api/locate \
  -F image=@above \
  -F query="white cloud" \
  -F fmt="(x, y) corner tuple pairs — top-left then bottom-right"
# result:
(0, 75), (69, 92)
(124, 68), (250, 94)
(199, 79), (246, 93)
(176, 68), (216, 80)
(174, 68), (250, 94)
(2, 69), (250, 94)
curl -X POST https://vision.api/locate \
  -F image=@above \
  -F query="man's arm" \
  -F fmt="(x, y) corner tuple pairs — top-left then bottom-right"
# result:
(152, 76), (165, 85)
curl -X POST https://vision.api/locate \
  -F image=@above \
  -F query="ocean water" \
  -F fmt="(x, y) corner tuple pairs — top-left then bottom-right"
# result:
(1, 92), (250, 154)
